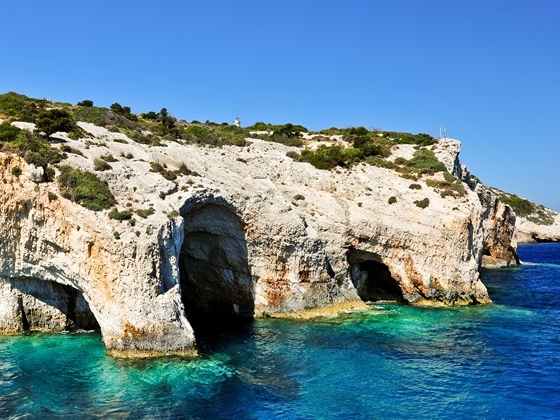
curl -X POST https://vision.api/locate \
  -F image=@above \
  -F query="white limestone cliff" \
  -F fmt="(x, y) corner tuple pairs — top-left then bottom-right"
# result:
(0, 125), (510, 356)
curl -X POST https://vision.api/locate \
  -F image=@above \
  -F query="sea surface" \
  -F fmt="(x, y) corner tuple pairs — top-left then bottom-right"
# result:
(1, 243), (560, 419)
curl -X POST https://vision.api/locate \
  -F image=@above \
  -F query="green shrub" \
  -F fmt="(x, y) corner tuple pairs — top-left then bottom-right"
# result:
(60, 144), (84, 156)
(299, 145), (346, 170)
(286, 150), (301, 160)
(0, 92), (49, 121)
(426, 175), (465, 198)
(7, 131), (64, 170)
(365, 156), (396, 170)
(48, 191), (58, 201)
(93, 158), (112, 171)
(381, 131), (436, 146)
(414, 198), (430, 209)
(409, 183), (422, 190)
(293, 194), (305, 201)
(388, 196), (397, 204)
(141, 111), (159, 120)
(11, 166), (22, 176)
(177, 163), (190, 175)
(72, 106), (141, 131)
(76, 100), (94, 107)
(268, 133), (303, 147)
(498, 193), (535, 217)
(101, 153), (117, 162)
(110, 103), (138, 121)
(0, 121), (22, 142)
(35, 109), (77, 138)
(134, 207), (155, 218)
(404, 148), (446, 175)
(108, 208), (133, 221)
(150, 161), (178, 180)
(45, 167), (55, 181)
(347, 133), (390, 159)
(57, 166), (116, 211)
(106, 125), (121, 133)
(247, 122), (271, 131)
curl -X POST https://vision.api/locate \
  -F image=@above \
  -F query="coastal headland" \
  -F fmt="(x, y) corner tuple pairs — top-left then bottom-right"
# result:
(1, 93), (558, 356)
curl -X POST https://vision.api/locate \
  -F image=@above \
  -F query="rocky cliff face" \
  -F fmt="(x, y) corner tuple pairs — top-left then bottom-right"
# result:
(0, 124), (510, 356)
(476, 186), (519, 268)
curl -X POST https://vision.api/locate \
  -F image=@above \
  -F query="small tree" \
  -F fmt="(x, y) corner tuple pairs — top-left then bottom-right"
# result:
(0, 121), (21, 142)
(77, 100), (94, 107)
(35, 109), (76, 138)
(141, 111), (158, 120)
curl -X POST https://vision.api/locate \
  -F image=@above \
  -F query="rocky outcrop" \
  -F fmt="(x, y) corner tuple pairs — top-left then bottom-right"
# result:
(476, 186), (519, 268)
(0, 127), (500, 356)
(0, 153), (196, 356)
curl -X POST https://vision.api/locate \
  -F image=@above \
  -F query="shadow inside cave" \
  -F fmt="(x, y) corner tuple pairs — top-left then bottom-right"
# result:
(8, 277), (99, 332)
(346, 248), (405, 303)
(179, 204), (255, 337)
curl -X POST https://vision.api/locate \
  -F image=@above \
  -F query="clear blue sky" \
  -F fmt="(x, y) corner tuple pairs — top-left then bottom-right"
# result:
(1, 1), (559, 211)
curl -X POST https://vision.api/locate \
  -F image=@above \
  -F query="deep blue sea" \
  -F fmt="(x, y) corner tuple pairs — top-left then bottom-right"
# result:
(1, 243), (560, 419)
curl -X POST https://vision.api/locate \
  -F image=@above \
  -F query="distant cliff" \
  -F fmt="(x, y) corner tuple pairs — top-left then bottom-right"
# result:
(0, 95), (532, 356)
(493, 190), (560, 243)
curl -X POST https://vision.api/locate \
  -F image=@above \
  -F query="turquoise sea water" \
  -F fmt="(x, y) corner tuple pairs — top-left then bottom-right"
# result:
(1, 243), (560, 419)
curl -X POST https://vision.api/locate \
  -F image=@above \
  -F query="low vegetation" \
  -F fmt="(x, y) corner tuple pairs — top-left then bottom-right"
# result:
(425, 172), (466, 198)
(414, 198), (430, 209)
(93, 158), (112, 171)
(0, 122), (63, 180)
(496, 191), (555, 225)
(0, 92), (50, 122)
(134, 207), (156, 218)
(108, 208), (133, 221)
(57, 166), (116, 211)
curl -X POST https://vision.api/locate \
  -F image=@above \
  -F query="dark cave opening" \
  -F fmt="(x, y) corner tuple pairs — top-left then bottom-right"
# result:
(11, 278), (99, 332)
(347, 249), (405, 303)
(179, 205), (255, 336)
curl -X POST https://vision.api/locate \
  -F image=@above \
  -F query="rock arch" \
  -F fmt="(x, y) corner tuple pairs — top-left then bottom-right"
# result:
(346, 249), (405, 303)
(0, 276), (99, 333)
(179, 204), (254, 330)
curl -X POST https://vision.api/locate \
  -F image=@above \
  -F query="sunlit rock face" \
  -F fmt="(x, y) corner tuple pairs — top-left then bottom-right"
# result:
(0, 126), (507, 356)
(0, 153), (196, 357)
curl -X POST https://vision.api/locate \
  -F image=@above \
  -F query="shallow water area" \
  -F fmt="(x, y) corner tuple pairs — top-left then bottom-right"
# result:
(1, 243), (560, 419)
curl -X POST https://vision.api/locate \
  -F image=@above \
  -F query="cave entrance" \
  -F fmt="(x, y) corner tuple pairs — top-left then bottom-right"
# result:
(179, 205), (254, 336)
(347, 249), (405, 303)
(9, 277), (99, 332)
